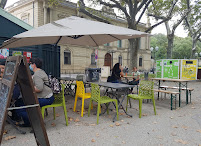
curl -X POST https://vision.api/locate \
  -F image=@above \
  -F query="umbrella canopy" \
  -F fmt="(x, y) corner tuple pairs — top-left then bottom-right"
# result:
(1, 16), (149, 48)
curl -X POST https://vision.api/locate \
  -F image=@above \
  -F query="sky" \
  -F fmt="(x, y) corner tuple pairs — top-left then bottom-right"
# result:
(5, 0), (188, 38)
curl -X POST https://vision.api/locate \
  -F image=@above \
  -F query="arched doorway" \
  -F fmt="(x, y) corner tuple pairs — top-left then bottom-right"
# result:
(104, 53), (111, 68)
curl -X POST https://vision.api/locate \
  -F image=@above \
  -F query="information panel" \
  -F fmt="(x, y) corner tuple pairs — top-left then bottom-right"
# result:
(156, 60), (162, 78)
(163, 59), (179, 79)
(180, 59), (198, 80)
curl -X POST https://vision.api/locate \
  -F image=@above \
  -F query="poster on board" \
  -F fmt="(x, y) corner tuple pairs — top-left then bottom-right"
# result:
(156, 60), (162, 78)
(23, 52), (32, 63)
(180, 59), (197, 80)
(12, 51), (22, 56)
(0, 48), (9, 59)
(163, 59), (179, 79)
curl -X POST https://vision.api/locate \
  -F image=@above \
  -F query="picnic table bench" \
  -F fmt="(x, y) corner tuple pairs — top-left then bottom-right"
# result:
(159, 85), (194, 103)
(153, 89), (179, 110)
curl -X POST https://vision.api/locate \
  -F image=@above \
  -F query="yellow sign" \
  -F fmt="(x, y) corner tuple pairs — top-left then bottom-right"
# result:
(180, 59), (198, 80)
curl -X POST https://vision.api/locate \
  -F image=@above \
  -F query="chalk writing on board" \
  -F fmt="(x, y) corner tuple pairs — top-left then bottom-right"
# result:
(3, 61), (16, 81)
(0, 83), (10, 130)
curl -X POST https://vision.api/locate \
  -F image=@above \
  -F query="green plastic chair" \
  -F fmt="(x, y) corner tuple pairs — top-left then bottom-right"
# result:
(126, 80), (156, 118)
(88, 83), (119, 124)
(41, 84), (68, 126)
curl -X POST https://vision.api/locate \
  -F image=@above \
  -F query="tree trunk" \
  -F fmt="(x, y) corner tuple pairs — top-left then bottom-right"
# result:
(191, 38), (197, 58)
(167, 34), (174, 59)
(129, 38), (139, 72)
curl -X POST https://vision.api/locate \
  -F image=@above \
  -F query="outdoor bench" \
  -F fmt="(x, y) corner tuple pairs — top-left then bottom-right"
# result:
(153, 89), (179, 110)
(159, 86), (194, 103)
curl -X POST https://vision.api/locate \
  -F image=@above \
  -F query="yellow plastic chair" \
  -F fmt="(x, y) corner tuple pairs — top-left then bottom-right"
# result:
(41, 84), (68, 126)
(73, 81), (92, 117)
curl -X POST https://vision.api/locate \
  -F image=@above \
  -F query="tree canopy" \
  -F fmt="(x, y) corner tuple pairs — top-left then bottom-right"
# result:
(148, 0), (190, 59)
(151, 33), (201, 60)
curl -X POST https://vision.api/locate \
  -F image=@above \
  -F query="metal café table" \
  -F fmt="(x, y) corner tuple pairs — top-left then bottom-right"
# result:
(151, 78), (191, 107)
(57, 77), (76, 97)
(96, 82), (135, 122)
(122, 75), (139, 94)
(122, 75), (134, 83)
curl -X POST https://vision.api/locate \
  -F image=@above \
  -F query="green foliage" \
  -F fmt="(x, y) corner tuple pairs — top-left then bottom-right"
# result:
(183, 0), (201, 33)
(172, 36), (192, 59)
(150, 34), (201, 59)
(149, 0), (182, 18)
(150, 33), (168, 59)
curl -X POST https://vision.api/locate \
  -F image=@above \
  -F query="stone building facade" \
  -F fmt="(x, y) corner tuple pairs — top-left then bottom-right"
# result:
(6, 0), (151, 74)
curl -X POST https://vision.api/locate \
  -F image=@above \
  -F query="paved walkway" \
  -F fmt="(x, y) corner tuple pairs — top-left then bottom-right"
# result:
(1, 81), (201, 146)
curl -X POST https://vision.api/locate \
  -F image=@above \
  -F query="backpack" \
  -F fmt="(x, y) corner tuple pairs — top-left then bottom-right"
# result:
(107, 76), (113, 82)
(45, 75), (61, 94)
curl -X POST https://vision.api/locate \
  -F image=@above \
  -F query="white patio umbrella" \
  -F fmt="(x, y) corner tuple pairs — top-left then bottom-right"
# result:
(1, 16), (149, 48)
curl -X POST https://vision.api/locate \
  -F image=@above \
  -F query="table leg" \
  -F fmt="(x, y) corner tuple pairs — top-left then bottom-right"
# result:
(100, 88), (116, 116)
(186, 82), (188, 105)
(179, 82), (181, 107)
(171, 94), (173, 110)
(113, 91), (132, 122)
(129, 98), (132, 108)
(157, 80), (160, 100)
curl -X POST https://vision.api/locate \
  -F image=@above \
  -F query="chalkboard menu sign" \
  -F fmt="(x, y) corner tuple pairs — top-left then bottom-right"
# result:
(0, 56), (50, 146)
(0, 56), (18, 142)
(0, 84), (10, 131)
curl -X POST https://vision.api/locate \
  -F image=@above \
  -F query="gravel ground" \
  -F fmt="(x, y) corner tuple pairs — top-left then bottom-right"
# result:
(1, 81), (201, 146)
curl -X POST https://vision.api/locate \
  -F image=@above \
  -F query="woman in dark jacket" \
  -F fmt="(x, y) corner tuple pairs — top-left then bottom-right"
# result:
(108, 63), (124, 83)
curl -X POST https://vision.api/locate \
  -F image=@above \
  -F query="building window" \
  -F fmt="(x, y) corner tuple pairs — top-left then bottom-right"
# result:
(117, 40), (122, 48)
(91, 53), (96, 65)
(64, 50), (71, 65)
(118, 55), (122, 65)
(139, 56), (142, 67)
(21, 13), (29, 24)
(104, 43), (110, 46)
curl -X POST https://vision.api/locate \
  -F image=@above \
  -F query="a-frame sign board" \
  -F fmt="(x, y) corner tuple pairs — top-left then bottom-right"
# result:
(0, 56), (50, 146)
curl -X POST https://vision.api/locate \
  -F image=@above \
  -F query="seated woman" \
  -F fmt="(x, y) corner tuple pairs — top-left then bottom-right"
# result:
(107, 63), (124, 83)
(16, 58), (54, 127)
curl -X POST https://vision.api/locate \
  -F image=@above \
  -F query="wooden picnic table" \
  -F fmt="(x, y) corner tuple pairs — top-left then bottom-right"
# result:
(151, 78), (192, 107)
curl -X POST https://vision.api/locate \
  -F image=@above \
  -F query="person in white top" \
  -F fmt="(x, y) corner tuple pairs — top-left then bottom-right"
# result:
(131, 67), (140, 85)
